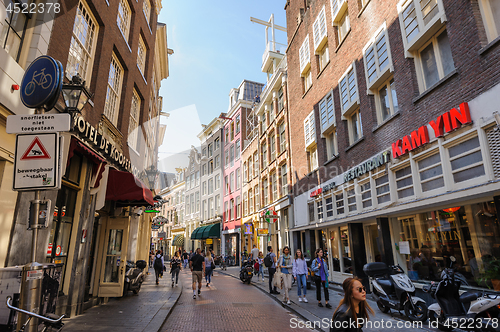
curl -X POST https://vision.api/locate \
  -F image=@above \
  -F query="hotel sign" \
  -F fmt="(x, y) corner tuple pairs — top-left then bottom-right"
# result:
(343, 151), (390, 182)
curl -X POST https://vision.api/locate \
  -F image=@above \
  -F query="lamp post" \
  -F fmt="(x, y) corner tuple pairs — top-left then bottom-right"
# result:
(61, 74), (92, 113)
(144, 165), (158, 191)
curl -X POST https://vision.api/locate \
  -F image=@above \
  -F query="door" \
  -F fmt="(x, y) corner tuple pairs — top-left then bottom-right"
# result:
(365, 223), (381, 263)
(98, 217), (129, 297)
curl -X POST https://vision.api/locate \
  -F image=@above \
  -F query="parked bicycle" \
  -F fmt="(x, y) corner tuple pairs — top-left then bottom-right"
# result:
(6, 296), (65, 332)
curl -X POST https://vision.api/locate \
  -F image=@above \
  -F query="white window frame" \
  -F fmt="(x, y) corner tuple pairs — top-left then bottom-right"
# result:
(117, 0), (131, 42)
(313, 6), (328, 52)
(374, 168), (391, 206)
(128, 89), (140, 151)
(330, 0), (348, 24)
(319, 91), (335, 133)
(325, 129), (338, 160)
(362, 23), (394, 92)
(415, 149), (445, 194)
(394, 162), (415, 200)
(337, 10), (350, 43)
(304, 110), (316, 149)
(375, 77), (399, 124)
(359, 177), (372, 209)
(478, 0), (500, 43)
(397, 0), (447, 56)
(303, 68), (312, 92)
(299, 35), (311, 75)
(104, 53), (123, 125)
(137, 36), (147, 75)
(308, 145), (318, 172)
(143, 0), (151, 25)
(339, 63), (360, 119)
(281, 164), (288, 196)
(347, 109), (363, 145)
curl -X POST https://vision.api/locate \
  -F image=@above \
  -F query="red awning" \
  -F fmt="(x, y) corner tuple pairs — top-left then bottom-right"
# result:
(105, 169), (155, 206)
(67, 137), (107, 187)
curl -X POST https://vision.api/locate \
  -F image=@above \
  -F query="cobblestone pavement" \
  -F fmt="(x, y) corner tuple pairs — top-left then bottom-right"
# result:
(219, 267), (439, 332)
(64, 267), (181, 332)
(161, 268), (313, 332)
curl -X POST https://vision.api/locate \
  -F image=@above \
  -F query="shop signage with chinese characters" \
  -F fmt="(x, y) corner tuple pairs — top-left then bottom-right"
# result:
(392, 102), (472, 159)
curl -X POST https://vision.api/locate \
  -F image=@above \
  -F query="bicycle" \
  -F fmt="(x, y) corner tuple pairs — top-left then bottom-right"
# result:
(24, 68), (53, 96)
(6, 296), (65, 332)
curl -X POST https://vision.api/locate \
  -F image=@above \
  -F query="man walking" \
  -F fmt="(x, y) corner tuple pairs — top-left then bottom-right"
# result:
(251, 245), (259, 262)
(182, 250), (189, 268)
(267, 246), (279, 294)
(189, 248), (205, 299)
(153, 250), (164, 285)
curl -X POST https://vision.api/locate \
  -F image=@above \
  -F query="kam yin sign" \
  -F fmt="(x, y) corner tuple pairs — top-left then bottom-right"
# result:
(392, 102), (472, 159)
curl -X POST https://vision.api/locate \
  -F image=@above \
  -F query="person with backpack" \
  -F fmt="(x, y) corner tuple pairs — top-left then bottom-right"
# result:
(189, 248), (205, 299)
(153, 250), (164, 285)
(170, 251), (182, 287)
(311, 248), (331, 308)
(265, 246), (280, 295)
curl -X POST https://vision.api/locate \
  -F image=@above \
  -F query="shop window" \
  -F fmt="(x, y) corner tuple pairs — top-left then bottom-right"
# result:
(418, 152), (444, 192)
(308, 202), (315, 223)
(325, 196), (334, 217)
(360, 180), (372, 208)
(447, 136), (485, 184)
(375, 172), (390, 204)
(478, 0), (500, 43)
(396, 164), (414, 199)
(340, 227), (352, 273)
(347, 186), (356, 212)
(335, 191), (344, 215)
(317, 200), (323, 220)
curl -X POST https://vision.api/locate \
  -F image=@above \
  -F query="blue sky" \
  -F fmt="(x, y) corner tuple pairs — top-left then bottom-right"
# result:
(156, 1), (287, 171)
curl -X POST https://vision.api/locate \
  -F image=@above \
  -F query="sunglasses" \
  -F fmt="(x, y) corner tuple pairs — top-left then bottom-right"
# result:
(357, 286), (367, 293)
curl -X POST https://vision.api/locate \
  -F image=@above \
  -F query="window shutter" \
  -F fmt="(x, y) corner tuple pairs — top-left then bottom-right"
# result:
(299, 35), (310, 74)
(313, 7), (327, 51)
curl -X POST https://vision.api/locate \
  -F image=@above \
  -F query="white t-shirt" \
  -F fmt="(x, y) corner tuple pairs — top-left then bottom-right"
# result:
(251, 248), (259, 260)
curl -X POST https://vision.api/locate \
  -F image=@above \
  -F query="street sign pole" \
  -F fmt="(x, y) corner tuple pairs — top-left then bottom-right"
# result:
(30, 107), (44, 262)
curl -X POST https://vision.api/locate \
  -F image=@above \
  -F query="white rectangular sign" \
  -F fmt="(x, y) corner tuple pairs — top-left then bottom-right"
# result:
(14, 133), (60, 191)
(399, 241), (411, 255)
(6, 114), (71, 134)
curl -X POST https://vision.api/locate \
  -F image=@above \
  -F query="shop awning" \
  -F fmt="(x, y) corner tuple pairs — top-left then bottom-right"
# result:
(191, 223), (221, 240)
(191, 226), (207, 239)
(68, 137), (107, 187)
(105, 169), (155, 206)
(173, 234), (184, 247)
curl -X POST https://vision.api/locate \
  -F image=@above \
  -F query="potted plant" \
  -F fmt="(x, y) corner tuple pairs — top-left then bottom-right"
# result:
(479, 258), (500, 291)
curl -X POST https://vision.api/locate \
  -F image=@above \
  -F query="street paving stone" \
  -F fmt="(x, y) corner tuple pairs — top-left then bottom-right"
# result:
(161, 268), (313, 332)
(63, 268), (181, 332)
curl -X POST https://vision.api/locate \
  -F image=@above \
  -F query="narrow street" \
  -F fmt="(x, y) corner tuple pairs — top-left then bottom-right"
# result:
(161, 269), (312, 332)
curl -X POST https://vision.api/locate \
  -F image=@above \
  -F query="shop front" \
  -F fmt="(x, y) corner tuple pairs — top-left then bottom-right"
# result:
(171, 229), (185, 258)
(191, 222), (221, 256)
(223, 228), (240, 266)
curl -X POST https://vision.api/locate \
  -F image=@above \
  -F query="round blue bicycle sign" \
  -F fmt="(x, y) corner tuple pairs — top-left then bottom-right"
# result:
(20, 56), (61, 109)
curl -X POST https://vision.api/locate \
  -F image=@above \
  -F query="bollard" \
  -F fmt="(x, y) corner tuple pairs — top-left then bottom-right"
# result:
(17, 262), (44, 332)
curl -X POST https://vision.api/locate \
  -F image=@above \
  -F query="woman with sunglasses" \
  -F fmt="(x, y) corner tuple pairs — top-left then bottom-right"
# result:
(331, 277), (374, 332)
(311, 248), (331, 308)
(292, 249), (308, 302)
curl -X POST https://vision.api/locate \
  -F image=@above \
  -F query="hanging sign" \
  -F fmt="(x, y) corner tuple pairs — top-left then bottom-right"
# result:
(20, 56), (61, 109)
(257, 228), (269, 236)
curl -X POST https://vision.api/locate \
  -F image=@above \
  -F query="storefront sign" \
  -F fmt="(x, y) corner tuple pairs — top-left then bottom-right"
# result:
(310, 188), (322, 197)
(74, 115), (136, 173)
(392, 102), (472, 159)
(244, 223), (253, 234)
(257, 228), (269, 236)
(322, 182), (336, 193)
(206, 238), (213, 244)
(343, 151), (390, 182)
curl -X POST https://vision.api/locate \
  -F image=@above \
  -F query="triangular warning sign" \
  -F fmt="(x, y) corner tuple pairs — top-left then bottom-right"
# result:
(21, 137), (51, 160)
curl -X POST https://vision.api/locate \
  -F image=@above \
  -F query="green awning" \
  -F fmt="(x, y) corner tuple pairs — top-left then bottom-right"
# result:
(191, 223), (221, 240)
(191, 226), (207, 239)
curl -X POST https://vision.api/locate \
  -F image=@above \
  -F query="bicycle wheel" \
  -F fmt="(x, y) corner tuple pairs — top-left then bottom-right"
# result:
(25, 81), (35, 96)
(41, 74), (53, 89)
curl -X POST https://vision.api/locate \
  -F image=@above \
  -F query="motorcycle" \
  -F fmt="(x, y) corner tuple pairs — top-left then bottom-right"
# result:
(364, 262), (428, 321)
(423, 256), (500, 331)
(124, 259), (146, 294)
(239, 259), (253, 284)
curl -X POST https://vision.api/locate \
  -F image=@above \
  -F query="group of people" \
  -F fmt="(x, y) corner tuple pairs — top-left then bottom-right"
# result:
(189, 248), (216, 299)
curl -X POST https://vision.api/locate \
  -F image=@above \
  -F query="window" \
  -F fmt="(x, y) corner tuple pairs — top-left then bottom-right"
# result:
(243, 192), (248, 216)
(313, 6), (329, 71)
(304, 110), (316, 149)
(331, 0), (348, 24)
(202, 148), (207, 156)
(269, 102), (275, 124)
(128, 90), (140, 151)
(347, 186), (356, 212)
(303, 69), (312, 92)
(249, 189), (254, 214)
(243, 162), (247, 183)
(215, 174), (220, 190)
(359, 179), (372, 208)
(263, 178), (268, 206)
(271, 172), (277, 201)
(215, 138), (220, 150)
(208, 160), (213, 174)
(317, 200), (324, 219)
(66, 1), (98, 83)
(215, 155), (220, 169)
(185, 196), (190, 215)
(339, 64), (359, 117)
(215, 195), (220, 215)
(253, 152), (259, 177)
(230, 122), (235, 141)
(236, 168), (240, 190)
(225, 150), (229, 168)
(447, 136), (485, 184)
(376, 78), (399, 123)
(348, 109), (362, 145)
(208, 143), (213, 157)
(416, 29), (455, 91)
(308, 146), (318, 172)
(335, 191), (345, 215)
(208, 178), (213, 194)
(104, 54), (123, 125)
(195, 192), (200, 212)
(137, 37), (147, 75)
(236, 196), (241, 219)
(224, 201), (228, 222)
(236, 115), (240, 134)
(363, 25), (393, 91)
(261, 142), (267, 169)
(230, 172), (234, 193)
(279, 122), (286, 153)
(270, 134), (276, 161)
(281, 164), (288, 196)
(248, 157), (253, 180)
(235, 140), (240, 160)
(278, 88), (284, 111)
(202, 163), (207, 176)
(224, 176), (229, 195)
(337, 10), (350, 43)
(208, 197), (214, 218)
(479, 0), (500, 42)
(196, 171), (200, 185)
(299, 35), (311, 76)
(202, 181), (207, 195)
(225, 130), (229, 145)
(308, 202), (315, 223)
(325, 130), (338, 160)
(1, 0), (31, 62)
(320, 91), (335, 133)
(375, 172), (391, 204)
(325, 196), (333, 217)
(418, 152), (444, 192)
(396, 165), (414, 199)
(229, 199), (234, 220)
(230, 145), (234, 167)
(255, 185), (260, 210)
(142, 0), (151, 24)
(117, 0), (131, 41)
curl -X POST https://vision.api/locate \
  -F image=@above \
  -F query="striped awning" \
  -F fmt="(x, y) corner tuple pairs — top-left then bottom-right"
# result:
(173, 234), (184, 247)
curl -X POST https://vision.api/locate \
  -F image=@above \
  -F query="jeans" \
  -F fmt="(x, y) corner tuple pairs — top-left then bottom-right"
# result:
(314, 278), (329, 302)
(297, 274), (307, 296)
(155, 268), (162, 283)
(268, 267), (277, 292)
(171, 268), (180, 283)
(257, 265), (264, 279)
(183, 259), (188, 268)
(205, 267), (212, 283)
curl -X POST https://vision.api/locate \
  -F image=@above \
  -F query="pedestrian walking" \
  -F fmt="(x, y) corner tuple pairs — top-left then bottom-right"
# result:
(189, 248), (205, 299)
(311, 248), (331, 308)
(153, 250), (164, 285)
(189, 250), (194, 260)
(160, 250), (165, 278)
(278, 246), (293, 304)
(256, 252), (264, 281)
(266, 246), (280, 295)
(331, 277), (373, 332)
(182, 250), (189, 268)
(250, 244), (259, 262)
(170, 252), (181, 287)
(293, 249), (308, 303)
(204, 251), (214, 287)
(149, 250), (155, 268)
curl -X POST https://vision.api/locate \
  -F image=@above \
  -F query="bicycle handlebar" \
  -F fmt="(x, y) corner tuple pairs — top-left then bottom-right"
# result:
(5, 297), (65, 324)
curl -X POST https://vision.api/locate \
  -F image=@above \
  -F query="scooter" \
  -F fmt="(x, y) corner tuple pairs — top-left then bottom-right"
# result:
(239, 259), (253, 284)
(423, 256), (500, 331)
(124, 259), (146, 294)
(364, 262), (428, 321)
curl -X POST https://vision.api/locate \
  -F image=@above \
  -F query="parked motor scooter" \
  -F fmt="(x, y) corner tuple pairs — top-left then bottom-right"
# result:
(423, 256), (500, 331)
(240, 260), (253, 284)
(364, 262), (428, 321)
(124, 259), (147, 294)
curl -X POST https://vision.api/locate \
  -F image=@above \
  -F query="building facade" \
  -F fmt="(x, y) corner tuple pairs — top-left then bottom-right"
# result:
(184, 147), (201, 251)
(285, 0), (500, 292)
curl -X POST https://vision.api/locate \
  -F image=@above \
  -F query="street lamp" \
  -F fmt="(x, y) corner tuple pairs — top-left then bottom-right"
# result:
(61, 74), (92, 113)
(144, 165), (158, 191)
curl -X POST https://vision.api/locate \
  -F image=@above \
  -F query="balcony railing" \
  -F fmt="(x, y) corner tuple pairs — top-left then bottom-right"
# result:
(262, 41), (287, 64)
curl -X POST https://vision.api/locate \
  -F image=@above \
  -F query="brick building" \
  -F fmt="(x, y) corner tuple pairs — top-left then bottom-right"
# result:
(285, 0), (500, 291)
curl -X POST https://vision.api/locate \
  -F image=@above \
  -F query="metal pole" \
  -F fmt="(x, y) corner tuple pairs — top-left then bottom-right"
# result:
(31, 190), (40, 262)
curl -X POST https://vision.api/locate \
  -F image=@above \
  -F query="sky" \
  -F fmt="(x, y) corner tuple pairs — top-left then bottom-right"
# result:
(156, 1), (287, 172)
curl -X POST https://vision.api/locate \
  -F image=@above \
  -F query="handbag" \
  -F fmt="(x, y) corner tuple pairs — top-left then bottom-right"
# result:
(211, 259), (216, 270)
(273, 270), (283, 289)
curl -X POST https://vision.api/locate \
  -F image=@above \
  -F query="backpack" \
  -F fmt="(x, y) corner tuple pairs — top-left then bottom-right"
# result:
(154, 256), (163, 270)
(264, 253), (273, 268)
